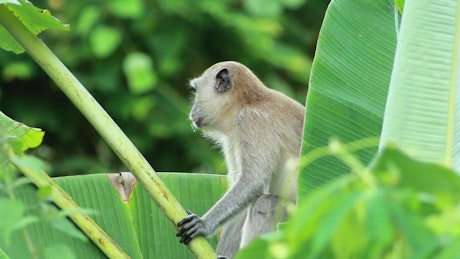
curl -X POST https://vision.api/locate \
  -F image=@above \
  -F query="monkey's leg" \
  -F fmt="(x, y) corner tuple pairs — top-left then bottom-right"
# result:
(216, 211), (246, 259)
(240, 194), (286, 248)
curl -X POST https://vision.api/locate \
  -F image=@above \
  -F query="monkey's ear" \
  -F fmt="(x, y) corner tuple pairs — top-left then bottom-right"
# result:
(215, 68), (232, 93)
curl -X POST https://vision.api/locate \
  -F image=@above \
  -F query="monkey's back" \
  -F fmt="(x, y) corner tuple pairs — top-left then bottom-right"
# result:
(235, 87), (304, 201)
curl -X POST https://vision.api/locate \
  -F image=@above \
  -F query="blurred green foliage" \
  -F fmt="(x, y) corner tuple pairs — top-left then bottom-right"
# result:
(0, 0), (329, 176)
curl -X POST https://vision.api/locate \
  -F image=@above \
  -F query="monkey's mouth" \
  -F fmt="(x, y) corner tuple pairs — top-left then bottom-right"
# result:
(189, 112), (206, 128)
(192, 117), (205, 128)
(189, 105), (206, 128)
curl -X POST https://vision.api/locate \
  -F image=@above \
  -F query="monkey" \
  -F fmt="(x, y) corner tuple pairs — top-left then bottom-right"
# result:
(176, 61), (305, 258)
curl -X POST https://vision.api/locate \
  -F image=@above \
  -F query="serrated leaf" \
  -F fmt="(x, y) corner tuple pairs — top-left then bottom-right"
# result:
(6, 0), (69, 33)
(0, 112), (44, 153)
(0, 1), (68, 53)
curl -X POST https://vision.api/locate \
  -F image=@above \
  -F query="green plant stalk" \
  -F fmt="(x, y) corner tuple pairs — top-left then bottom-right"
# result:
(0, 6), (215, 259)
(10, 156), (130, 259)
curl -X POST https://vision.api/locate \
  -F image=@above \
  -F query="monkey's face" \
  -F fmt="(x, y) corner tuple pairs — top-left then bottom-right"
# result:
(188, 64), (234, 130)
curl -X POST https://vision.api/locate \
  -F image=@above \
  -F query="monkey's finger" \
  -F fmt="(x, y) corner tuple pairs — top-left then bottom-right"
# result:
(177, 214), (198, 227)
(180, 235), (190, 244)
(179, 233), (189, 244)
(181, 233), (196, 244)
(186, 209), (193, 215)
(177, 217), (190, 227)
(176, 225), (189, 236)
(180, 236), (189, 244)
(177, 218), (190, 227)
(185, 224), (201, 237)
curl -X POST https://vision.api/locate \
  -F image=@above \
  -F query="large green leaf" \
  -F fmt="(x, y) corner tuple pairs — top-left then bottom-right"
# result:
(0, 173), (226, 258)
(379, 0), (460, 170)
(299, 0), (397, 197)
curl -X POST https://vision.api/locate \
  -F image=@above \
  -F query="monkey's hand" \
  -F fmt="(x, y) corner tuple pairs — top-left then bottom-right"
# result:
(176, 209), (209, 244)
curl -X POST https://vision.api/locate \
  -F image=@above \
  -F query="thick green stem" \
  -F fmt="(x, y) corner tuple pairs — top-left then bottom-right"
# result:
(0, 5), (215, 258)
(11, 156), (130, 259)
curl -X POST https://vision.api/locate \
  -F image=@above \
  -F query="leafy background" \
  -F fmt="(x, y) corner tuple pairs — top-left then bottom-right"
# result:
(0, 0), (329, 177)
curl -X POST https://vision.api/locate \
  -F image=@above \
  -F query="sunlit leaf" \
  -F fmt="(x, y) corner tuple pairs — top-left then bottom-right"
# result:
(90, 26), (121, 58)
(395, 0), (405, 13)
(244, 0), (282, 17)
(107, 0), (143, 19)
(36, 185), (53, 201)
(281, 0), (306, 9)
(379, 0), (460, 170)
(0, 247), (9, 259)
(6, 1), (69, 33)
(131, 96), (156, 121)
(75, 6), (100, 35)
(1, 61), (33, 80)
(0, 26), (23, 53)
(0, 111), (44, 153)
(123, 52), (157, 94)
(0, 0), (68, 53)
(0, 1), (20, 4)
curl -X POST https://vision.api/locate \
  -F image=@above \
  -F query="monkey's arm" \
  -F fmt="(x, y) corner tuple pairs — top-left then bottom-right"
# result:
(177, 139), (274, 244)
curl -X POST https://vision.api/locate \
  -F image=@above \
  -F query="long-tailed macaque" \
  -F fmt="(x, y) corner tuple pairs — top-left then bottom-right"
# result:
(176, 61), (305, 258)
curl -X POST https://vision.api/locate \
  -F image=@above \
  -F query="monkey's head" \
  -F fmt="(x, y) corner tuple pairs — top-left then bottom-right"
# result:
(188, 61), (265, 132)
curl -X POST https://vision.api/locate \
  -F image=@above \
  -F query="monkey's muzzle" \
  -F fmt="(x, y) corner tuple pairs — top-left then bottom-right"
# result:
(191, 117), (204, 128)
(189, 105), (205, 128)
